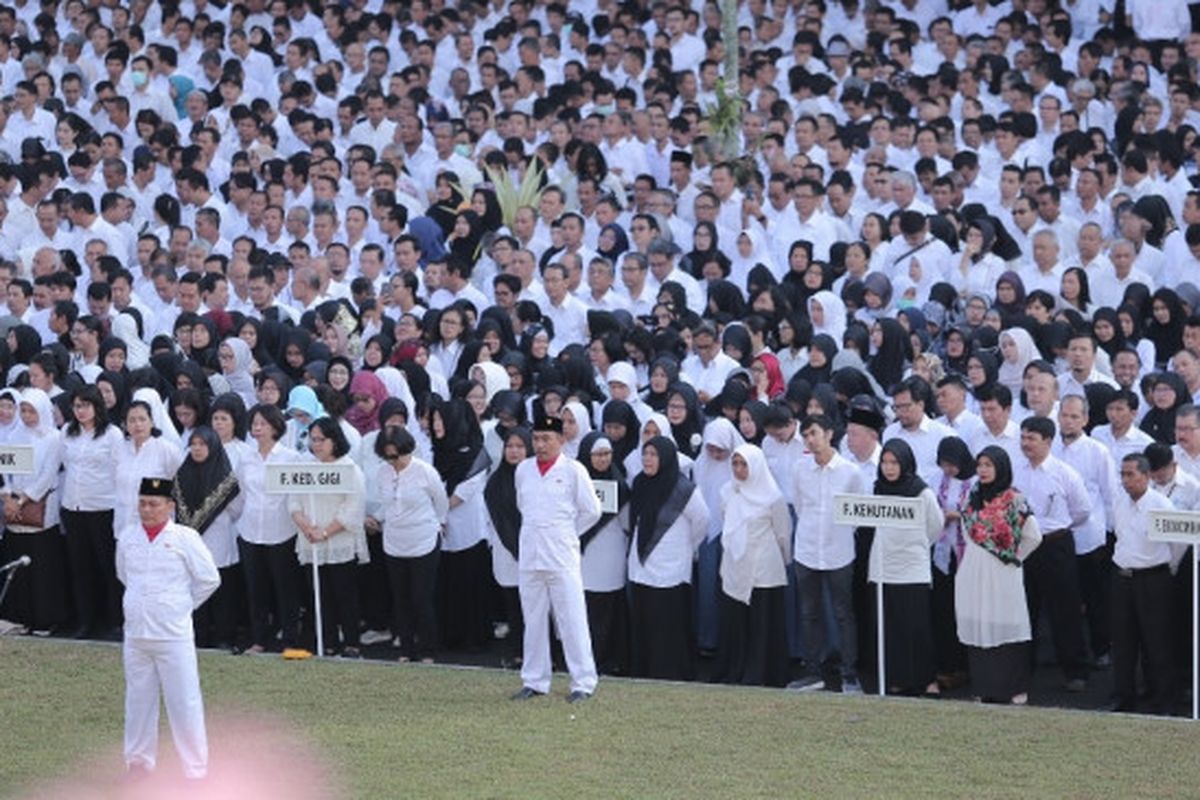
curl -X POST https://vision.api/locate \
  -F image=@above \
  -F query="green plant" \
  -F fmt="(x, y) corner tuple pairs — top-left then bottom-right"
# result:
(484, 158), (547, 229)
(707, 77), (744, 162)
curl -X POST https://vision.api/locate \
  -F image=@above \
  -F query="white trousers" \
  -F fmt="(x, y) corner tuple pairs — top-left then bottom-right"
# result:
(519, 567), (598, 694)
(123, 638), (208, 779)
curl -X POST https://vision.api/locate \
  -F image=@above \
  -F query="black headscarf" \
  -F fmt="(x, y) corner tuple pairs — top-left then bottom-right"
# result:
(1140, 371), (1190, 444)
(629, 436), (695, 563)
(875, 438), (927, 497)
(172, 426), (240, 535)
(644, 356), (681, 412)
(601, 399), (641, 467)
(969, 351), (999, 395)
(576, 432), (630, 551)
(796, 334), (837, 386)
(9, 324), (41, 364)
(431, 397), (489, 496)
(869, 318), (909, 392)
(667, 382), (705, 459)
(936, 436), (976, 480)
(484, 426), (531, 560)
(1092, 307), (1127, 359)
(1146, 288), (1185, 368)
(970, 445), (1014, 510)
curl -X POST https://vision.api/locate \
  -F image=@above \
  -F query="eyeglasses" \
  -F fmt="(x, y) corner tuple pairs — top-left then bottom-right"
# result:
(382, 452), (401, 462)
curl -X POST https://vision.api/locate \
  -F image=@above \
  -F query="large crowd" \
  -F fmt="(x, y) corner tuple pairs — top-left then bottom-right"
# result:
(0, 0), (1198, 715)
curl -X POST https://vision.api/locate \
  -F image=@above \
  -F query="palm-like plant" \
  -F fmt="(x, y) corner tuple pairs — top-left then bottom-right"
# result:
(484, 158), (547, 229)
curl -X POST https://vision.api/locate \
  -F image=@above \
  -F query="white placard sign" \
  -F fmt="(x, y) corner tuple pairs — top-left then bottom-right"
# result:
(1149, 510), (1200, 544)
(265, 463), (356, 495)
(0, 445), (34, 475)
(833, 493), (926, 530)
(593, 480), (619, 514)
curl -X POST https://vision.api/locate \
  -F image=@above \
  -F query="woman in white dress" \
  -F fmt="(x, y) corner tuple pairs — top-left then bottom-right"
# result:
(577, 432), (631, 675)
(713, 443), (791, 687)
(955, 445), (1042, 704)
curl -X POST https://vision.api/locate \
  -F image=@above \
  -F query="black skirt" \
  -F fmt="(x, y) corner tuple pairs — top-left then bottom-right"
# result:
(586, 588), (630, 676)
(0, 528), (70, 631)
(436, 540), (493, 650)
(968, 641), (1032, 702)
(931, 557), (968, 675)
(713, 587), (789, 687)
(630, 582), (694, 681)
(867, 582), (936, 695)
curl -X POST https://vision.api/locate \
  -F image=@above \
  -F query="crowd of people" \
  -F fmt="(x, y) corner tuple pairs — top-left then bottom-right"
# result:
(0, 0), (1198, 715)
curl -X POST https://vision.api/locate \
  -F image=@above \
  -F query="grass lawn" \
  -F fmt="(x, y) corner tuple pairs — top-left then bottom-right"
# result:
(2, 637), (1199, 798)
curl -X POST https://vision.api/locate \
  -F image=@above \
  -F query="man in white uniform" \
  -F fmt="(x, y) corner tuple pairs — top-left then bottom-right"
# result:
(116, 477), (220, 780)
(512, 415), (602, 703)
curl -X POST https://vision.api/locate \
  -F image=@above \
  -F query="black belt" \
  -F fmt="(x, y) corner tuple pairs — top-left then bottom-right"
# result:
(1042, 529), (1072, 541)
(1116, 564), (1169, 578)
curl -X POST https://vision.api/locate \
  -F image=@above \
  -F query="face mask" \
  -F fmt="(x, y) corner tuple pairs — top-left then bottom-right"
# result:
(454, 143), (472, 158)
(131, 70), (148, 88)
(596, 103), (615, 116)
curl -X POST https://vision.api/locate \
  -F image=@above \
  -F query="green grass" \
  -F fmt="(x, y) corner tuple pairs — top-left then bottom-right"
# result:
(2, 638), (1199, 798)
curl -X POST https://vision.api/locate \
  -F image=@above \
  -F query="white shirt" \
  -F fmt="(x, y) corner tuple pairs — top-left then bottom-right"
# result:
(1091, 424), (1155, 463)
(1112, 487), (1182, 570)
(792, 451), (867, 570)
(1013, 454), (1090, 532)
(867, 488), (943, 585)
(539, 292), (590, 356)
(682, 351), (738, 400)
(113, 435), (184, 537)
(881, 416), (957, 488)
(1057, 367), (1118, 399)
(60, 425), (124, 511)
(116, 521), (220, 641)
(627, 488), (709, 588)
(1052, 433), (1117, 554)
(970, 419), (1022, 464)
(515, 454), (602, 572)
(379, 457), (449, 558)
(234, 441), (298, 546)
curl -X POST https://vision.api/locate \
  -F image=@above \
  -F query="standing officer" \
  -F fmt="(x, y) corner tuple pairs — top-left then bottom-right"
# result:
(512, 416), (602, 703)
(116, 477), (220, 780)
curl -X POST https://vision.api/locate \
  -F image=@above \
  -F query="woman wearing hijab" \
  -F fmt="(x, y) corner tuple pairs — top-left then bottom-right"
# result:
(290, 417), (369, 657)
(868, 318), (909, 393)
(992, 272), (1027, 325)
(665, 383), (705, 460)
(284, 385), (326, 453)
(345, 370), (390, 436)
(1140, 372), (1190, 444)
(684, 221), (724, 279)
(218, 338), (257, 409)
(997, 328), (1038, 398)
(1092, 307), (1128, 362)
(868, 439), (943, 695)
(560, 400), (592, 460)
(627, 436), (709, 680)
(965, 352), (1000, 406)
(431, 397), (493, 650)
(1146, 288), (1186, 369)
(955, 445), (1042, 704)
(855, 272), (894, 324)
(597, 222), (631, 264)
(642, 357), (681, 413)
(427, 172), (467, 236)
(600, 399), (641, 472)
(112, 313), (151, 370)
(932, 437), (975, 689)
(730, 228), (773, 290)
(714, 443), (791, 687)
(577, 432), (632, 675)
(173, 426), (244, 650)
(692, 416), (742, 654)
(485, 426), (532, 667)
(808, 290), (847, 345)
(0, 389), (66, 634)
(795, 334), (837, 387)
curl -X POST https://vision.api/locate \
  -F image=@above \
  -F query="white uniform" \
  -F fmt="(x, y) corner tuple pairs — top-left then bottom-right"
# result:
(116, 517), (220, 779)
(514, 453), (603, 695)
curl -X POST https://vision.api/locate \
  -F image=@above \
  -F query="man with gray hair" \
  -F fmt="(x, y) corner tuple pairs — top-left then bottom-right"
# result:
(1020, 229), (1065, 293)
(887, 170), (934, 215)
(646, 237), (703, 311)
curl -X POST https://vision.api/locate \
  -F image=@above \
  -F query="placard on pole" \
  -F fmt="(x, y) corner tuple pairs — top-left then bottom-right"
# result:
(833, 494), (927, 697)
(0, 445), (35, 475)
(1149, 509), (1200, 722)
(267, 463), (358, 657)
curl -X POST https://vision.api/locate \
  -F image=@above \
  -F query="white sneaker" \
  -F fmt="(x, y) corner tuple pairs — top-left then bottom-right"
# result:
(360, 629), (392, 646)
(494, 622), (510, 640)
(841, 679), (863, 695)
(786, 676), (825, 692)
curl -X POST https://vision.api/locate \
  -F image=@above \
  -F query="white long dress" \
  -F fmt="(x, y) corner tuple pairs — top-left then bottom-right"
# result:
(955, 512), (1043, 647)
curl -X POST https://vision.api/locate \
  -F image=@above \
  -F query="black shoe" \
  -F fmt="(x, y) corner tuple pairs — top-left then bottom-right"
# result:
(510, 687), (545, 701)
(566, 690), (591, 704)
(68, 625), (91, 640)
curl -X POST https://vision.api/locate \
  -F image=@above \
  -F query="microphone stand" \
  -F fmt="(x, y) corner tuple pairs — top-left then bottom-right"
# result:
(0, 562), (22, 614)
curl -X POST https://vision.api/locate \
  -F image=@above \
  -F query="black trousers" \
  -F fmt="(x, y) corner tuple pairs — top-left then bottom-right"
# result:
(359, 531), (391, 632)
(1078, 545), (1112, 659)
(193, 564), (241, 647)
(386, 547), (440, 659)
(931, 555), (967, 676)
(630, 582), (694, 681)
(1112, 565), (1175, 714)
(586, 588), (629, 676)
(60, 509), (120, 634)
(1023, 530), (1088, 681)
(437, 541), (492, 650)
(239, 537), (300, 650)
(311, 561), (361, 651)
(0, 528), (69, 631)
(501, 586), (524, 659)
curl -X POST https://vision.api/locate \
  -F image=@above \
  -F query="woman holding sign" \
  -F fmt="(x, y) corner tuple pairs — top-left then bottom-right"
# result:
(867, 439), (943, 696)
(289, 418), (368, 657)
(955, 446), (1042, 704)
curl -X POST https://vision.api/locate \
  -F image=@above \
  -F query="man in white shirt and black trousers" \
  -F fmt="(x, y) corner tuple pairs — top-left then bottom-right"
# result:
(1111, 453), (1182, 714)
(512, 415), (603, 703)
(116, 477), (220, 781)
(1013, 416), (1092, 692)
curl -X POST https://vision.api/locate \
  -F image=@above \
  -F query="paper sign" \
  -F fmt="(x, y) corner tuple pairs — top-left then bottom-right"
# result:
(266, 463), (356, 495)
(0, 445), (34, 475)
(833, 493), (926, 530)
(593, 479), (619, 514)
(1149, 510), (1200, 544)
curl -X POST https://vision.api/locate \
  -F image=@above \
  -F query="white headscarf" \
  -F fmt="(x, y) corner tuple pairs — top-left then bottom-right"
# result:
(0, 387), (22, 442)
(721, 443), (783, 562)
(15, 387), (55, 441)
(691, 416), (743, 542)
(730, 228), (773, 291)
(112, 312), (150, 369)
(808, 290), (847, 346)
(132, 386), (182, 448)
(221, 337), (257, 408)
(470, 360), (509, 404)
(998, 328), (1038, 397)
(622, 411), (671, 480)
(375, 366), (417, 416)
(561, 400), (592, 459)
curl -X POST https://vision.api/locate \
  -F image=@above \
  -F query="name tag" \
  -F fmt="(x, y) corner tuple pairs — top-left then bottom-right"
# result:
(833, 493), (926, 530)
(265, 463), (354, 495)
(1149, 510), (1200, 544)
(0, 445), (34, 475)
(593, 480), (619, 514)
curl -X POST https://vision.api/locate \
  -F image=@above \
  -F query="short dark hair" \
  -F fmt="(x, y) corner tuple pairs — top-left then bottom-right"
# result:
(800, 413), (835, 433)
(975, 384), (1013, 409)
(762, 400), (794, 429)
(308, 416), (350, 458)
(375, 424), (416, 458)
(248, 403), (286, 440)
(1019, 415), (1056, 440)
(1108, 388), (1139, 412)
(1122, 452), (1150, 473)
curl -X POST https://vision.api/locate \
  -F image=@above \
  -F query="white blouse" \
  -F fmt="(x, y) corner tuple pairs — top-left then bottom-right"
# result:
(379, 457), (448, 558)
(60, 424), (124, 512)
(114, 435), (184, 538)
(582, 509), (629, 593)
(626, 489), (709, 588)
(289, 455), (369, 566)
(235, 441), (298, 546)
(5, 431), (62, 532)
(867, 489), (944, 585)
(442, 469), (488, 552)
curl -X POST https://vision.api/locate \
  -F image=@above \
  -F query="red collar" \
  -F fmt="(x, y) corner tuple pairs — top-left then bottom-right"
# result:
(144, 522), (168, 543)
(536, 456), (557, 476)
